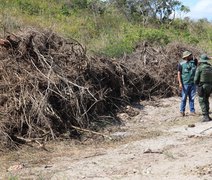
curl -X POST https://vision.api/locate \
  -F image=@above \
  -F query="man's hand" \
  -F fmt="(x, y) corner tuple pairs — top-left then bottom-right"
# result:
(179, 83), (183, 91)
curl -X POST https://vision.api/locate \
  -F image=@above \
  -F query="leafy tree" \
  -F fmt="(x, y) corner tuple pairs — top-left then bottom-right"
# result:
(109, 0), (190, 23)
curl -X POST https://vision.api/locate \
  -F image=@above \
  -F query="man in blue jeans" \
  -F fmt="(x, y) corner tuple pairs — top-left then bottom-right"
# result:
(177, 51), (198, 116)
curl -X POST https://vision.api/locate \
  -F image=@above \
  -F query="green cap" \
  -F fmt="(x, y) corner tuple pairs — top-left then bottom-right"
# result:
(182, 51), (192, 59)
(199, 54), (210, 62)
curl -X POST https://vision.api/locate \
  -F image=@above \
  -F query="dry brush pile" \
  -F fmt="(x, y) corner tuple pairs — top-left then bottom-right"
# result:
(122, 41), (201, 98)
(0, 29), (202, 148)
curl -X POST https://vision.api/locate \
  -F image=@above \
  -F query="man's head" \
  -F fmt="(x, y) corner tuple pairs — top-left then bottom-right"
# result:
(182, 51), (192, 60)
(199, 54), (211, 63)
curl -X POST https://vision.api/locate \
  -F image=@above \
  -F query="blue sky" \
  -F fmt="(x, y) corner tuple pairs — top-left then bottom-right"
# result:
(182, 0), (212, 20)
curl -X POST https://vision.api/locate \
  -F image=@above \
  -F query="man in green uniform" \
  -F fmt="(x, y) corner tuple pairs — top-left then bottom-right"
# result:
(194, 54), (212, 122)
(178, 51), (197, 116)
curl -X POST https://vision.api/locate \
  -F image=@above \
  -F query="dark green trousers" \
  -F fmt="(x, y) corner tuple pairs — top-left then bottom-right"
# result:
(199, 84), (212, 115)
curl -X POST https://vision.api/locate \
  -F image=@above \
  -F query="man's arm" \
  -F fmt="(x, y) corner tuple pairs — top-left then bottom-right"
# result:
(177, 64), (183, 90)
(177, 71), (183, 90)
(194, 67), (200, 85)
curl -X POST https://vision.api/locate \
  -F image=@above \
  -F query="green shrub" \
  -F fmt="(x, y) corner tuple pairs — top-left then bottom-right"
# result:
(182, 31), (199, 44)
(101, 39), (134, 57)
(97, 24), (141, 57)
(139, 28), (170, 45)
(61, 4), (71, 16)
(17, 0), (41, 15)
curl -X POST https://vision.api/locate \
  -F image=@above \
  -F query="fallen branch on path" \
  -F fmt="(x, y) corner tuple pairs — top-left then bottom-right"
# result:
(200, 126), (212, 134)
(71, 125), (112, 140)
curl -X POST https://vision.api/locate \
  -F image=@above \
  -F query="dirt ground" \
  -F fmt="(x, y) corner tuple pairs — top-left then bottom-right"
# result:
(1, 96), (212, 180)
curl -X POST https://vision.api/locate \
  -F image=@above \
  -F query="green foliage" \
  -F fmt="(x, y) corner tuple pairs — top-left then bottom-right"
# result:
(139, 28), (170, 45)
(71, 0), (88, 9)
(171, 18), (189, 30)
(103, 26), (171, 57)
(102, 39), (134, 57)
(182, 31), (199, 44)
(0, 0), (212, 57)
(61, 4), (71, 16)
(93, 23), (141, 57)
(112, 0), (189, 23)
(17, 0), (41, 15)
(60, 0), (88, 15)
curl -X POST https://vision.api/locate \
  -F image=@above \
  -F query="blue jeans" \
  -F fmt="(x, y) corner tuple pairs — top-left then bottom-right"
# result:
(180, 84), (196, 113)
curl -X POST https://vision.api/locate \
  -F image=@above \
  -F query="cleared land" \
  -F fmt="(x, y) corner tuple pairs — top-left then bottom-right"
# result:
(1, 97), (212, 180)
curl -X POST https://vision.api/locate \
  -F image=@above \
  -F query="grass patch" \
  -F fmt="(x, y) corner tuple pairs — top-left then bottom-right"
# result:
(0, 1), (212, 57)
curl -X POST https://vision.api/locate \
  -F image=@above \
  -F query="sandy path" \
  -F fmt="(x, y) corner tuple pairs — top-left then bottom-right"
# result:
(1, 97), (212, 180)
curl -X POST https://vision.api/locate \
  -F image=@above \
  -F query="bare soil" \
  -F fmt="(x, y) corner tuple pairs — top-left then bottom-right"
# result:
(1, 96), (212, 180)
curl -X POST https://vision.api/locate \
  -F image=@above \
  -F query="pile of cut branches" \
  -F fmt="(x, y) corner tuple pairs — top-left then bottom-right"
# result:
(122, 41), (202, 97)
(0, 29), (202, 148)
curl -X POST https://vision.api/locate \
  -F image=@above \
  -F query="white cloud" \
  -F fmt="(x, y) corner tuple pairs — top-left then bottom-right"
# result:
(188, 0), (212, 20)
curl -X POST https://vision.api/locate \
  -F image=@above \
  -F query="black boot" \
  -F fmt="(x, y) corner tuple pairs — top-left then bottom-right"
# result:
(202, 115), (211, 122)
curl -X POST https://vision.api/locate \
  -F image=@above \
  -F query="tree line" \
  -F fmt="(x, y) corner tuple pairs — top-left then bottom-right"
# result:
(66, 0), (190, 24)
